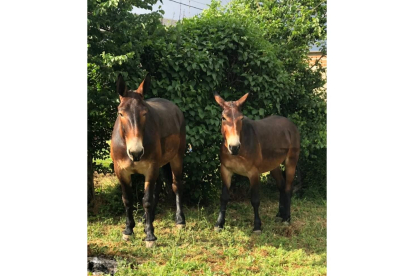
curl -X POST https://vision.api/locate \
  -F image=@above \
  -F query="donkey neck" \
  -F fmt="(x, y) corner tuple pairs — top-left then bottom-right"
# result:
(239, 118), (258, 151)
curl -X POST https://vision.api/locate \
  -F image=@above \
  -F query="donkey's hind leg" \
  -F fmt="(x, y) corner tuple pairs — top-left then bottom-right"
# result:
(151, 176), (163, 223)
(276, 149), (300, 224)
(141, 166), (168, 227)
(270, 166), (285, 223)
(170, 155), (186, 227)
(249, 172), (262, 233)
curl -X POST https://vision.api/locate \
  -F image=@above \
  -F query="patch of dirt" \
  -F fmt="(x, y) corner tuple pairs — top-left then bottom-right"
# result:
(316, 217), (327, 227)
(256, 248), (269, 257)
(93, 172), (117, 188)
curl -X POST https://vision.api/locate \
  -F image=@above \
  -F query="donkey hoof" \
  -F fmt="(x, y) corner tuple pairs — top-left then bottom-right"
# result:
(122, 234), (132, 241)
(145, 241), (156, 248)
(214, 226), (223, 232)
(176, 224), (186, 229)
(253, 229), (262, 234)
(275, 217), (283, 223)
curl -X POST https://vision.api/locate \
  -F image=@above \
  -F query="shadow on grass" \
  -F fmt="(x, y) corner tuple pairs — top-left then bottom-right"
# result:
(177, 194), (327, 255)
(88, 173), (177, 223)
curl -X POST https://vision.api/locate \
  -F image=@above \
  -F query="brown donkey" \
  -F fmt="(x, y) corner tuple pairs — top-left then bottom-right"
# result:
(213, 92), (300, 233)
(110, 74), (186, 247)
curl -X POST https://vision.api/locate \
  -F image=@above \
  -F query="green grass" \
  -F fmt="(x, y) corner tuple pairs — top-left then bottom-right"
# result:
(94, 157), (112, 168)
(88, 174), (326, 276)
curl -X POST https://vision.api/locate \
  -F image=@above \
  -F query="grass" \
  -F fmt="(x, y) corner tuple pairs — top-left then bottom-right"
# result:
(94, 157), (112, 169)
(88, 174), (326, 276)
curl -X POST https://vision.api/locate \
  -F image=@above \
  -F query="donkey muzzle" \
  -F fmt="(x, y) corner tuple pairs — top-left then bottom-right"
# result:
(229, 145), (240, 155)
(128, 148), (144, 162)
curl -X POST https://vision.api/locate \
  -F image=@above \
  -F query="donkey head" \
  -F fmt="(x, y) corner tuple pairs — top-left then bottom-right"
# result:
(214, 92), (249, 155)
(116, 74), (151, 162)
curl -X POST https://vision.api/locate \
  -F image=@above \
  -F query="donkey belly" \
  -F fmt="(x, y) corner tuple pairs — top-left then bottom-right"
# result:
(257, 148), (289, 173)
(159, 134), (182, 166)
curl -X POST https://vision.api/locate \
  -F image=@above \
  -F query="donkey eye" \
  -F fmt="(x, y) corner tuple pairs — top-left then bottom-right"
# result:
(118, 112), (123, 117)
(222, 116), (226, 121)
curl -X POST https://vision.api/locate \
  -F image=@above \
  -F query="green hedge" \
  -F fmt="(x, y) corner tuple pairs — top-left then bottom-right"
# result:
(139, 0), (327, 203)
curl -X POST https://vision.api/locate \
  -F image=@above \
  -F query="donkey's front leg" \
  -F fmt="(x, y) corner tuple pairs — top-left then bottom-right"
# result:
(151, 176), (163, 223)
(142, 167), (159, 247)
(141, 176), (162, 226)
(118, 173), (135, 241)
(249, 173), (262, 233)
(214, 165), (233, 231)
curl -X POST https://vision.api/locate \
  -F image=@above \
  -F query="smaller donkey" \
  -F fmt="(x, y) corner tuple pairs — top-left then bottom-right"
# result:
(213, 92), (300, 233)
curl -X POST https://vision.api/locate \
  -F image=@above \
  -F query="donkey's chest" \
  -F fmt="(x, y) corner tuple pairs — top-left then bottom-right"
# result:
(116, 158), (153, 175)
(221, 155), (252, 177)
(131, 161), (153, 175)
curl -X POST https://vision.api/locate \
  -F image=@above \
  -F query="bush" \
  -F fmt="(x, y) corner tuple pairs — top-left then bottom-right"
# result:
(139, 0), (327, 204)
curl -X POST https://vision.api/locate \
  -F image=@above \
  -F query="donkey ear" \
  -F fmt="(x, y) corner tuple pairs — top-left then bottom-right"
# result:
(136, 73), (151, 97)
(236, 93), (249, 107)
(213, 92), (226, 108)
(117, 74), (127, 97)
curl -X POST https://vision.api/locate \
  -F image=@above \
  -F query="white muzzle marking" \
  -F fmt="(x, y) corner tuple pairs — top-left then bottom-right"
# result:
(227, 135), (240, 153)
(126, 137), (144, 161)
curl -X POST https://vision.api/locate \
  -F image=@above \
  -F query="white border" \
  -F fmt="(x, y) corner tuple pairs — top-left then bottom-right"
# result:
(328, 1), (414, 275)
(1, 1), (86, 275)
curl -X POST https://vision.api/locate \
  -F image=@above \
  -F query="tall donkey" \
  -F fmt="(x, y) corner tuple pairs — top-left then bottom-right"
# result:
(213, 92), (300, 233)
(110, 74), (186, 247)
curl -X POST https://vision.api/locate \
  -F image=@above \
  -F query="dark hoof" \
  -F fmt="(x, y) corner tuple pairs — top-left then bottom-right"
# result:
(142, 235), (157, 242)
(275, 217), (283, 223)
(176, 217), (186, 225)
(122, 228), (134, 236)
(253, 229), (262, 234)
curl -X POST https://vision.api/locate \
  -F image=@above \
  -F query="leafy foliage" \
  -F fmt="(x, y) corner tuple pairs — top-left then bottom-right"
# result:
(142, 0), (327, 202)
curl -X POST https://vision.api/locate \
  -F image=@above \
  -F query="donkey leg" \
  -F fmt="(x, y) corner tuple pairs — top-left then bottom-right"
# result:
(249, 173), (262, 233)
(270, 167), (286, 222)
(141, 172), (163, 227)
(170, 156), (186, 227)
(142, 168), (159, 245)
(161, 162), (174, 200)
(280, 152), (299, 224)
(117, 172), (135, 239)
(215, 166), (233, 231)
(150, 176), (163, 223)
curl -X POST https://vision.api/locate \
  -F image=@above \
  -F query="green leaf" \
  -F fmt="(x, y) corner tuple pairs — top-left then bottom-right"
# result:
(259, 108), (264, 116)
